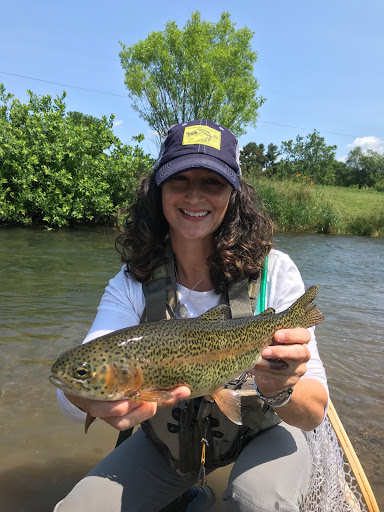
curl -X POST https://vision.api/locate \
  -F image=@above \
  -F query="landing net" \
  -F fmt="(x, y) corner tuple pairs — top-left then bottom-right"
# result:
(302, 416), (368, 512)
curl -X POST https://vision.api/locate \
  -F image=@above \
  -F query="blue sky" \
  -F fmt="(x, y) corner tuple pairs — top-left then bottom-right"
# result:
(1, 0), (383, 161)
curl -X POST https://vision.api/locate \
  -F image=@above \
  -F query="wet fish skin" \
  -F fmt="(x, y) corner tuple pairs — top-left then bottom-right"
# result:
(50, 285), (323, 427)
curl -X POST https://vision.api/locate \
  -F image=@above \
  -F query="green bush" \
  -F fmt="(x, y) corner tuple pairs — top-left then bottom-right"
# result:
(347, 212), (384, 237)
(374, 179), (384, 193)
(249, 179), (341, 234)
(0, 85), (154, 227)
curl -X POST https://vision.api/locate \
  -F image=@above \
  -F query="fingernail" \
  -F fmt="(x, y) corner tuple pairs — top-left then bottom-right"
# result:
(262, 348), (273, 357)
(274, 331), (286, 342)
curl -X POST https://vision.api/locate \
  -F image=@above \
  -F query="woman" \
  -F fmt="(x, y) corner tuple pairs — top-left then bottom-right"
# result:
(54, 120), (328, 512)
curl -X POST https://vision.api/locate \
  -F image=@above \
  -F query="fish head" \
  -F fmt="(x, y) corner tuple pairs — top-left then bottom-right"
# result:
(49, 347), (143, 400)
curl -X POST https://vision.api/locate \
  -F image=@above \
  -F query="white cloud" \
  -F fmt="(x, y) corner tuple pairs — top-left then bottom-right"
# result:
(347, 136), (384, 154)
(339, 136), (384, 161)
(113, 119), (124, 127)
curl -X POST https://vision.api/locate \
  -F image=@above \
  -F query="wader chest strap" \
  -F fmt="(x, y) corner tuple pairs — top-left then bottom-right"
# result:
(228, 278), (260, 319)
(141, 242), (177, 322)
(228, 256), (268, 318)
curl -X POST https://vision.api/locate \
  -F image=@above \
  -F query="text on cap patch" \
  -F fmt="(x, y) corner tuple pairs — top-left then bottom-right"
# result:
(182, 125), (221, 151)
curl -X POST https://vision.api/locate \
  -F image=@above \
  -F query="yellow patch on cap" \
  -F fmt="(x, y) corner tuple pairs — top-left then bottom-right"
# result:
(182, 125), (221, 150)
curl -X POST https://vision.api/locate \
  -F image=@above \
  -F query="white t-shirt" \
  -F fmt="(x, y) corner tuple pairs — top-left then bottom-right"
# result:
(57, 249), (328, 422)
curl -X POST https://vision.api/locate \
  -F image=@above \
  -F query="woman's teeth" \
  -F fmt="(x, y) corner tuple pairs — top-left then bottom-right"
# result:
(181, 209), (209, 217)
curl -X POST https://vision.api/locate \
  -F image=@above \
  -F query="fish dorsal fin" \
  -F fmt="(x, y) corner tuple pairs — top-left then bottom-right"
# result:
(199, 304), (229, 322)
(259, 307), (275, 316)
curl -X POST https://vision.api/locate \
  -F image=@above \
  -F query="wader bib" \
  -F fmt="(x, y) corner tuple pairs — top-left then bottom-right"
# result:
(116, 245), (280, 477)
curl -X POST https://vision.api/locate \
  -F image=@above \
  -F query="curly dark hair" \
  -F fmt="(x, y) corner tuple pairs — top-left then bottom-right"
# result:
(115, 174), (274, 294)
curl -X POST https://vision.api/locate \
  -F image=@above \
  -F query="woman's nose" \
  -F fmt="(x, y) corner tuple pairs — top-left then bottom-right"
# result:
(184, 182), (204, 201)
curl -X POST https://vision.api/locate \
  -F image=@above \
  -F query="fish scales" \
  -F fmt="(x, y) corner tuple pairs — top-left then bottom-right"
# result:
(50, 285), (324, 427)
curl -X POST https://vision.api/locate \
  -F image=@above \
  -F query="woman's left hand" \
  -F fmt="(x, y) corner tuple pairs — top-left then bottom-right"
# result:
(249, 328), (311, 397)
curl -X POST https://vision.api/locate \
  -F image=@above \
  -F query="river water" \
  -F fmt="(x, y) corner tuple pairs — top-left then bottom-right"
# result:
(0, 227), (383, 511)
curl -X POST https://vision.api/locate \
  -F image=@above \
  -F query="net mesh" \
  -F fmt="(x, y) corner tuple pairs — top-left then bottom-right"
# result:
(302, 416), (368, 512)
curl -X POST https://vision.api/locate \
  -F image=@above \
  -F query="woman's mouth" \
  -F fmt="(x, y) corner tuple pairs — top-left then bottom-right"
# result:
(180, 209), (210, 218)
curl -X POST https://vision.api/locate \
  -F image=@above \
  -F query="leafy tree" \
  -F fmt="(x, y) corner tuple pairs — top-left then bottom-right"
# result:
(278, 130), (338, 184)
(240, 142), (267, 177)
(332, 160), (349, 187)
(341, 147), (384, 189)
(119, 11), (264, 141)
(0, 84), (154, 227)
(264, 143), (280, 177)
(67, 110), (107, 130)
(240, 142), (280, 178)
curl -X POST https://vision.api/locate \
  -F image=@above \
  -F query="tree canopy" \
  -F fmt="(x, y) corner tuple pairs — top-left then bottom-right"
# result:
(119, 11), (264, 141)
(0, 84), (153, 227)
(342, 147), (384, 189)
(240, 130), (384, 190)
(277, 131), (338, 184)
(240, 142), (279, 178)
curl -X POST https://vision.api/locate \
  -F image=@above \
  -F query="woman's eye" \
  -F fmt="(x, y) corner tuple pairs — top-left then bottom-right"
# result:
(205, 178), (225, 188)
(171, 175), (188, 182)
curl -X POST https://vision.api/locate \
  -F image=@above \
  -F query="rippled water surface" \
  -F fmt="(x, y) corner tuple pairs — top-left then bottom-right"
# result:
(0, 228), (383, 511)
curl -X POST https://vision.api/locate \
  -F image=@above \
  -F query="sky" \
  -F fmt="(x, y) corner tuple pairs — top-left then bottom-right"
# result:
(1, 0), (383, 161)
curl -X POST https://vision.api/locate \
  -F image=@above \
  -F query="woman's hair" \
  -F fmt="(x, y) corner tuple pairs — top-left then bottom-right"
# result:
(115, 174), (274, 294)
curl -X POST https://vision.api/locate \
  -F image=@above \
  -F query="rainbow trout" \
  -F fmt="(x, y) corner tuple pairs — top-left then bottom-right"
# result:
(50, 286), (323, 431)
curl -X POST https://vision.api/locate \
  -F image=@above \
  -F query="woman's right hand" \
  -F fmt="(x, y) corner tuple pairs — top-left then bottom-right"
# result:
(64, 386), (191, 431)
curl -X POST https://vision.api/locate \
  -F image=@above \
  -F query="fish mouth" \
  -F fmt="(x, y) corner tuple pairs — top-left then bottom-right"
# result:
(49, 375), (91, 393)
(49, 375), (73, 392)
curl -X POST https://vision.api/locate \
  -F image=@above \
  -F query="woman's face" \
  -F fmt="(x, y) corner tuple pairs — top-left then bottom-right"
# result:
(161, 169), (233, 242)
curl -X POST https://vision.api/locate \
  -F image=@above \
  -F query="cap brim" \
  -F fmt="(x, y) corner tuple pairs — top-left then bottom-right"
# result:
(155, 154), (239, 190)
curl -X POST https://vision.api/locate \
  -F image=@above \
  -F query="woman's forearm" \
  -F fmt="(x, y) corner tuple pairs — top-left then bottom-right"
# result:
(271, 378), (328, 431)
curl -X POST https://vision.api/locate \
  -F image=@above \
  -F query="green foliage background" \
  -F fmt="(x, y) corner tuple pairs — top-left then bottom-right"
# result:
(248, 178), (384, 237)
(0, 85), (154, 227)
(1, 82), (382, 237)
(240, 130), (384, 191)
(119, 11), (264, 140)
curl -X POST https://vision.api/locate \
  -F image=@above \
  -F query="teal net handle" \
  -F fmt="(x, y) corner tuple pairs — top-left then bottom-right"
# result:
(255, 256), (268, 315)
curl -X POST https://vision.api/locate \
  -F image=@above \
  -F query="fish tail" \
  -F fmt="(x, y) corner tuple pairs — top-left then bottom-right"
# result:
(293, 285), (324, 328)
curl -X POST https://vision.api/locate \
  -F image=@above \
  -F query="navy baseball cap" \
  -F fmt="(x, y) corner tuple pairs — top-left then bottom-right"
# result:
(153, 120), (241, 190)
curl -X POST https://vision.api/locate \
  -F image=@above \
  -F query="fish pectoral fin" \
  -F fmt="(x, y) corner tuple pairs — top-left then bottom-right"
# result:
(85, 413), (96, 434)
(134, 390), (175, 402)
(115, 364), (143, 390)
(212, 388), (242, 425)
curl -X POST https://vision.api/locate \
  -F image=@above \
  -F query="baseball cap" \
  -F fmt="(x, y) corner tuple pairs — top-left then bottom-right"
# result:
(153, 120), (241, 190)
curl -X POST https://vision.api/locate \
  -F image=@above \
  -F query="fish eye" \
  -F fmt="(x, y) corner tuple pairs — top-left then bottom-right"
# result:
(72, 362), (92, 379)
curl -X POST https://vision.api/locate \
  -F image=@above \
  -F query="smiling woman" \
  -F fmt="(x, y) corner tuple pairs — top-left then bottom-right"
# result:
(53, 120), (328, 512)
(162, 169), (232, 257)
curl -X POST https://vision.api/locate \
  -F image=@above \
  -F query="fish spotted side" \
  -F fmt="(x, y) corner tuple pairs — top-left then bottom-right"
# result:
(50, 285), (324, 431)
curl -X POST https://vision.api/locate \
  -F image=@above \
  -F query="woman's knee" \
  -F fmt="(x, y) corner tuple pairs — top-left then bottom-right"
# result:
(222, 480), (262, 511)
(222, 424), (311, 511)
(53, 476), (123, 512)
(223, 475), (307, 512)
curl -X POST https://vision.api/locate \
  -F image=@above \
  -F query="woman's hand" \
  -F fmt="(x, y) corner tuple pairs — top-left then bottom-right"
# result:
(250, 328), (328, 430)
(249, 328), (311, 397)
(64, 386), (191, 431)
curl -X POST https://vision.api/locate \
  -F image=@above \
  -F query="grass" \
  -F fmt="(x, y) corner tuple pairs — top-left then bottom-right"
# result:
(247, 179), (384, 237)
(316, 185), (384, 237)
(315, 185), (384, 218)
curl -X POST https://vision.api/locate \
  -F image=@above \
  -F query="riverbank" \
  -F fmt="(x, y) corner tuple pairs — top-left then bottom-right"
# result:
(248, 179), (384, 237)
(1, 179), (383, 236)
